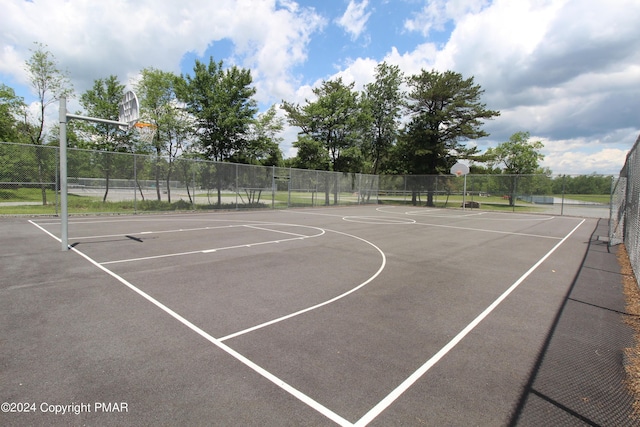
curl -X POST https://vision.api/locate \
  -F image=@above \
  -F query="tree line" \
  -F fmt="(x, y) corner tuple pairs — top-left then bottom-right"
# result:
(2, 43), (610, 207)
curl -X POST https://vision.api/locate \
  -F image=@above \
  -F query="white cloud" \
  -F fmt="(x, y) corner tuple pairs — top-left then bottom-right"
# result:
(0, 0), (325, 105)
(404, 0), (490, 37)
(336, 0), (372, 40)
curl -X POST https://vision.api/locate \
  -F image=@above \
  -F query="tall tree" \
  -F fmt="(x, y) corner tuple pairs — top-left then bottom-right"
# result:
(180, 57), (257, 162)
(24, 43), (74, 204)
(282, 77), (364, 204)
(136, 68), (191, 202)
(399, 69), (499, 206)
(361, 62), (404, 175)
(485, 131), (545, 206)
(179, 58), (257, 206)
(78, 75), (128, 202)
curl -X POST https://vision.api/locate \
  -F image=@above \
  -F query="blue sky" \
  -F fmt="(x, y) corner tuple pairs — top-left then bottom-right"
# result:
(1, 0), (639, 174)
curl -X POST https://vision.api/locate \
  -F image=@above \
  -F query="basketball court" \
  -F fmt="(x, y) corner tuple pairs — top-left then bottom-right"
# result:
(2, 205), (617, 425)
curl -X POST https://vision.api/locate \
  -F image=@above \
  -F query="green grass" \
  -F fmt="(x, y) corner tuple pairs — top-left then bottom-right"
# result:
(555, 194), (611, 204)
(0, 187), (58, 202)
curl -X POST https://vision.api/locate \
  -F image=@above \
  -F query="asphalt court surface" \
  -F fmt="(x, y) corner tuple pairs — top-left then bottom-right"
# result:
(1, 206), (617, 425)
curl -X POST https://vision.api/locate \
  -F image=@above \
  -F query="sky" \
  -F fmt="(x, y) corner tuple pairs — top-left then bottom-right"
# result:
(1, 0), (639, 175)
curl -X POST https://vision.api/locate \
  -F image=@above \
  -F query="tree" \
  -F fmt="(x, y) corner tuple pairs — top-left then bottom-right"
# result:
(180, 57), (257, 162)
(398, 69), (499, 206)
(281, 77), (364, 204)
(24, 43), (74, 204)
(78, 76), (129, 202)
(361, 62), (404, 175)
(136, 68), (192, 202)
(485, 131), (545, 206)
(291, 135), (330, 171)
(179, 57), (257, 206)
(0, 84), (27, 142)
(230, 105), (284, 166)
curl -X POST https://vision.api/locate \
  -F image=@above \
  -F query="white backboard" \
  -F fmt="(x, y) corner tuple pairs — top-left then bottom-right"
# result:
(118, 91), (139, 130)
(450, 162), (470, 176)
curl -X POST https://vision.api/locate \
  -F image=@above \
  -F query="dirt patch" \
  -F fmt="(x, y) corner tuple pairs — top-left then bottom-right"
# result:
(619, 244), (640, 418)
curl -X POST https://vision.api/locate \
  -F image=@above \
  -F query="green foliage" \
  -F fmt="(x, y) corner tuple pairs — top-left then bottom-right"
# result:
(230, 105), (284, 166)
(361, 62), (404, 174)
(552, 174), (613, 194)
(0, 84), (27, 142)
(78, 76), (128, 150)
(290, 136), (330, 170)
(399, 70), (499, 176)
(486, 131), (544, 174)
(282, 77), (365, 172)
(24, 42), (73, 146)
(180, 57), (257, 162)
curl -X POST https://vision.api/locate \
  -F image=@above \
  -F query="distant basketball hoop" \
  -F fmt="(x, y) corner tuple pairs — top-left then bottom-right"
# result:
(450, 163), (470, 177)
(450, 162), (471, 210)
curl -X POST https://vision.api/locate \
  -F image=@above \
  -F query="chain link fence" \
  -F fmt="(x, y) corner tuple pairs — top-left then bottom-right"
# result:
(610, 134), (640, 286)
(0, 142), (381, 214)
(0, 141), (614, 219)
(377, 173), (613, 217)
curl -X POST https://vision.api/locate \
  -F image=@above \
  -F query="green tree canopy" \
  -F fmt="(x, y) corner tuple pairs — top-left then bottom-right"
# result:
(486, 131), (545, 174)
(361, 62), (405, 174)
(0, 84), (27, 142)
(137, 68), (193, 201)
(397, 69), (499, 205)
(230, 105), (284, 166)
(24, 43), (74, 205)
(78, 75), (127, 151)
(179, 57), (257, 162)
(282, 77), (364, 172)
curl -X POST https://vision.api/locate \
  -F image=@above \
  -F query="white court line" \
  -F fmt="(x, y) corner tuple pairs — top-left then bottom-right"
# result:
(352, 218), (586, 426)
(29, 219), (353, 427)
(413, 221), (562, 240)
(288, 207), (560, 240)
(218, 228), (386, 342)
(69, 224), (240, 240)
(101, 226), (325, 265)
(377, 206), (557, 221)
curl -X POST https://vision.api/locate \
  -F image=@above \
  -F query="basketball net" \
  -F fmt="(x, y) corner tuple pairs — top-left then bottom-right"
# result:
(132, 122), (156, 144)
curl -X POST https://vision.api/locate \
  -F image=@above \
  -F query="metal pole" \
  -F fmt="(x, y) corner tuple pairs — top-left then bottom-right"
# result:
(133, 153), (137, 212)
(462, 175), (467, 211)
(561, 175), (566, 216)
(59, 96), (69, 250)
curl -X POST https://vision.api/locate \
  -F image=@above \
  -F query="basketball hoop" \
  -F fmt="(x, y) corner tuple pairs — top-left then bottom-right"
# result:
(132, 122), (156, 144)
(450, 163), (470, 177)
(450, 162), (471, 210)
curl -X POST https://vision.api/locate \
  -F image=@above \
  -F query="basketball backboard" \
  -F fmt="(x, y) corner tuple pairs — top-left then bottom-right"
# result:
(450, 162), (470, 177)
(118, 91), (139, 130)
